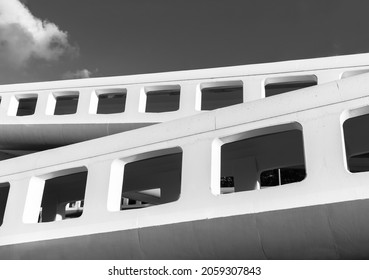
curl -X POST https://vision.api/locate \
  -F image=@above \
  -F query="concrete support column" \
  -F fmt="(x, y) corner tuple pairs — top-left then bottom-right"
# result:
(41, 195), (57, 222)
(228, 156), (259, 191)
(34, 91), (50, 116)
(301, 111), (346, 184)
(0, 95), (12, 117)
(180, 139), (219, 204)
(56, 202), (66, 220)
(76, 88), (93, 115)
(179, 83), (199, 115)
(124, 86), (142, 117)
(2, 178), (32, 231)
(242, 77), (264, 101)
(82, 161), (112, 221)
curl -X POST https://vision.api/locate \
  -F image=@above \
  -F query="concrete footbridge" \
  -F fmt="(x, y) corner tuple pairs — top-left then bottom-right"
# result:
(0, 53), (367, 151)
(1, 53), (369, 259)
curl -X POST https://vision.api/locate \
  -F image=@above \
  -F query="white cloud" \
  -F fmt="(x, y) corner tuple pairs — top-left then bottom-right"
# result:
(0, 0), (76, 68)
(62, 69), (93, 80)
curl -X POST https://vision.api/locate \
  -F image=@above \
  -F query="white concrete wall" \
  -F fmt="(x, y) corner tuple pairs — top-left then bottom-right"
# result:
(1, 54), (369, 246)
(0, 53), (367, 128)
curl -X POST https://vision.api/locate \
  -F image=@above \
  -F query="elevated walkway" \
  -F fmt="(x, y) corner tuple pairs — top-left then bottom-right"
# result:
(1, 54), (369, 258)
(0, 53), (368, 151)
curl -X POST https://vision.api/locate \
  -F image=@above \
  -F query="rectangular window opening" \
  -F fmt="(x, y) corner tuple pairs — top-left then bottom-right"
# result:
(0, 183), (10, 226)
(97, 91), (126, 114)
(54, 93), (79, 115)
(201, 84), (243, 110)
(145, 89), (180, 113)
(17, 96), (37, 116)
(38, 170), (87, 223)
(265, 77), (317, 97)
(221, 127), (306, 194)
(343, 112), (369, 173)
(121, 152), (182, 210)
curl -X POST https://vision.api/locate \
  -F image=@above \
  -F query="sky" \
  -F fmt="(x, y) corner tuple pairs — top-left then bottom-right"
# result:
(1, 0), (369, 85)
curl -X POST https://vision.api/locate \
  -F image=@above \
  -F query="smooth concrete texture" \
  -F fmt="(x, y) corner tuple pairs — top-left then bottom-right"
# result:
(1, 198), (368, 259)
(0, 54), (368, 151)
(1, 55), (369, 259)
(0, 123), (155, 150)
